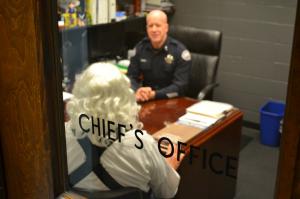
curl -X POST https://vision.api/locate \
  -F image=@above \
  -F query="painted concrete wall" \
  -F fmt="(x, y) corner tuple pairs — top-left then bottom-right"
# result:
(171, 0), (297, 124)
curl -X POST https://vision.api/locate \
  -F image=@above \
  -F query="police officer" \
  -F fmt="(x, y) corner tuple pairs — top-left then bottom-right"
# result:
(127, 10), (192, 102)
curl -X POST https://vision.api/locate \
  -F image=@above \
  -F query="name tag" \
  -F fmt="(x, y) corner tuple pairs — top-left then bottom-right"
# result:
(166, 92), (178, 98)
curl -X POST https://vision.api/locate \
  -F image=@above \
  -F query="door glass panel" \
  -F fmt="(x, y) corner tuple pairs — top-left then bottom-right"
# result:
(55, 0), (294, 198)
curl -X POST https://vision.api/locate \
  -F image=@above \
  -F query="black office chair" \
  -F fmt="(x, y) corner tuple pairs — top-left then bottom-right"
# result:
(71, 187), (150, 199)
(169, 25), (222, 100)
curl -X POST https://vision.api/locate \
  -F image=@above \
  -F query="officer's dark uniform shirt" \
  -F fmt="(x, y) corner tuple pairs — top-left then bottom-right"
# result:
(127, 36), (192, 99)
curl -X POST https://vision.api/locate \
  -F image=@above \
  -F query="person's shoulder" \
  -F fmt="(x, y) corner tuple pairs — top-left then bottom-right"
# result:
(168, 37), (187, 51)
(135, 37), (151, 49)
(168, 37), (191, 61)
(130, 37), (150, 57)
(117, 129), (156, 146)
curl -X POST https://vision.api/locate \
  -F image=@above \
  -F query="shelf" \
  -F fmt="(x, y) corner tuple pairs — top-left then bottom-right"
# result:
(59, 15), (146, 32)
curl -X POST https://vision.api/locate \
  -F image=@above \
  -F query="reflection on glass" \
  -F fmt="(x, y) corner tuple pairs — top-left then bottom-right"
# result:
(57, 1), (243, 198)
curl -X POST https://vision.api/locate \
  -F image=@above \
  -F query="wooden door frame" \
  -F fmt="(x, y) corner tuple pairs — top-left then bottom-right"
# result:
(0, 0), (299, 198)
(0, 0), (67, 198)
(40, 0), (69, 196)
(275, 2), (300, 199)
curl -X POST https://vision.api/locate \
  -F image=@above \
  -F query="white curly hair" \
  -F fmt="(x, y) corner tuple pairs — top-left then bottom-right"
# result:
(66, 62), (142, 147)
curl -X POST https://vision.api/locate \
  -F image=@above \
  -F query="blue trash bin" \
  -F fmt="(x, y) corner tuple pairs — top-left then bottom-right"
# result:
(260, 101), (285, 147)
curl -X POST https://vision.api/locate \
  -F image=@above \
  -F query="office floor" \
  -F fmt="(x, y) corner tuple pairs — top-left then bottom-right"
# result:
(234, 127), (280, 199)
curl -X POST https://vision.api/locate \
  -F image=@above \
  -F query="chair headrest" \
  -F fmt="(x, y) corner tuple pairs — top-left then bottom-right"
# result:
(168, 25), (222, 56)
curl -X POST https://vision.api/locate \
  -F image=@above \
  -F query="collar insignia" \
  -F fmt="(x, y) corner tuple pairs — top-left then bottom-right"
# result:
(164, 45), (168, 51)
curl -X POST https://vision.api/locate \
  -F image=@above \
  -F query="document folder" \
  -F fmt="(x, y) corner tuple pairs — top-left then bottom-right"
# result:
(152, 123), (203, 144)
(186, 100), (233, 119)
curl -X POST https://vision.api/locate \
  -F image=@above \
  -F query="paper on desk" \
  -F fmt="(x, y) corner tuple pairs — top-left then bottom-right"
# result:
(186, 100), (233, 119)
(178, 112), (219, 128)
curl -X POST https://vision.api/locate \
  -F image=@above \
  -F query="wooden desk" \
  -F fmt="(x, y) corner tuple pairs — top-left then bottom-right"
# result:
(140, 97), (243, 199)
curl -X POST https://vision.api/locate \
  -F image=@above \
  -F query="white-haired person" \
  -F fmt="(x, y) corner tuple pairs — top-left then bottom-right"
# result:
(65, 62), (183, 198)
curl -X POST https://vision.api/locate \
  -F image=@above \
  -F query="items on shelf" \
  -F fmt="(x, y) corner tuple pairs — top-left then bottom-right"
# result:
(57, 0), (174, 30)
(58, 0), (118, 29)
(144, 0), (174, 14)
(58, 0), (89, 29)
(86, 0), (117, 25)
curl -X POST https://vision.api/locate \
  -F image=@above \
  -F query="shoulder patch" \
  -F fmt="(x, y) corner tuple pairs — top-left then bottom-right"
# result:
(181, 50), (191, 61)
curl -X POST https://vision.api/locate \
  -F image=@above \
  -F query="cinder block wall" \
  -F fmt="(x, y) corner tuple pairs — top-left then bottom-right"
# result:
(171, 0), (297, 125)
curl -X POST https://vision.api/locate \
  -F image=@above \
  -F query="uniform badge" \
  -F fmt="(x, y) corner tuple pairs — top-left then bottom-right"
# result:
(181, 50), (191, 61)
(165, 54), (174, 64)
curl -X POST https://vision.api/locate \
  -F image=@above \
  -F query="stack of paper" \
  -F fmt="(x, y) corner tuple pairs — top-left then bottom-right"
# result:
(178, 112), (219, 129)
(178, 100), (233, 129)
(186, 100), (233, 118)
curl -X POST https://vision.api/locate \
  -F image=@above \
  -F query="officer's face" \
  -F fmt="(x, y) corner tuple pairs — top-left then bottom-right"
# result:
(146, 13), (168, 49)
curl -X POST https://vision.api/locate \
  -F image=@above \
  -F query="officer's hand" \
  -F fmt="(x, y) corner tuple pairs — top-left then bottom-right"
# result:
(136, 88), (149, 102)
(136, 92), (147, 102)
(149, 90), (155, 100)
(136, 87), (154, 102)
